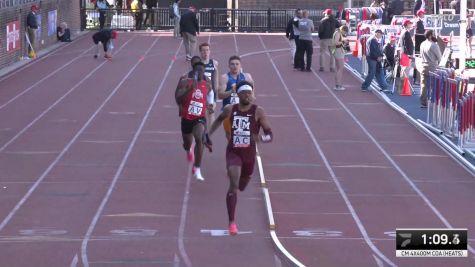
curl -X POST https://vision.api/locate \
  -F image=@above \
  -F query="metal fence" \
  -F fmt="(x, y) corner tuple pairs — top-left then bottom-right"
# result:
(81, 8), (325, 32)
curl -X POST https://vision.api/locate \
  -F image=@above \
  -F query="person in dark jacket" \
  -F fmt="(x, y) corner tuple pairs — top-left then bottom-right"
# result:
(180, 6), (200, 61)
(383, 36), (396, 69)
(399, 20), (414, 82)
(415, 9), (425, 53)
(57, 22), (72, 42)
(26, 5), (39, 57)
(361, 29), (389, 92)
(388, 0), (404, 22)
(92, 29), (118, 59)
(286, 9), (300, 64)
(413, 0), (424, 15)
(318, 9), (340, 72)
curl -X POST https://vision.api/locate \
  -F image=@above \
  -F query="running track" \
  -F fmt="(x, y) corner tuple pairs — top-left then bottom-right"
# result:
(0, 32), (473, 267)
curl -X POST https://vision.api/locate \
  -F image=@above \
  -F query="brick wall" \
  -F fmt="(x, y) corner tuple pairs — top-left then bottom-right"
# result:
(0, 0), (80, 69)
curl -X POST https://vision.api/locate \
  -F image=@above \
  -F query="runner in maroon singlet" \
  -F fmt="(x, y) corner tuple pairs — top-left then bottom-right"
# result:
(175, 59), (213, 181)
(209, 81), (273, 235)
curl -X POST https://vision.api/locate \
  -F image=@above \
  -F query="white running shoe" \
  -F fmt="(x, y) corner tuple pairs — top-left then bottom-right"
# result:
(333, 85), (345, 91)
(193, 167), (205, 181)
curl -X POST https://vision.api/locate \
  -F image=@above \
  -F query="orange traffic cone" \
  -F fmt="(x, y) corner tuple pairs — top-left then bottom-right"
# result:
(352, 39), (359, 57)
(401, 77), (412, 96)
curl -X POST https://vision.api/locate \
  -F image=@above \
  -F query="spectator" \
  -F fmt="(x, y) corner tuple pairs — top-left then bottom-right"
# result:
(57, 22), (72, 42)
(180, 6), (200, 61)
(420, 30), (441, 107)
(95, 0), (111, 30)
(361, 29), (389, 92)
(26, 5), (39, 57)
(286, 9), (300, 64)
(131, 0), (143, 30)
(450, 0), (461, 14)
(399, 19), (414, 81)
(173, 0), (182, 38)
(295, 10), (314, 72)
(388, 0), (404, 22)
(92, 29), (118, 59)
(413, 0), (425, 15)
(332, 25), (349, 90)
(143, 0), (158, 29)
(318, 9), (340, 72)
(292, 9), (303, 69)
(383, 35), (397, 69)
(415, 10), (425, 54)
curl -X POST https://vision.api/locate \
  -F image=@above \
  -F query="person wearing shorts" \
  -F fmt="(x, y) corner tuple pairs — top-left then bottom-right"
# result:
(218, 55), (254, 140)
(209, 81), (273, 236)
(175, 59), (213, 181)
(332, 25), (349, 90)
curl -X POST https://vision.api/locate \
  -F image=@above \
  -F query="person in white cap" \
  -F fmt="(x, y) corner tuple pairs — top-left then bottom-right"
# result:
(209, 80), (273, 236)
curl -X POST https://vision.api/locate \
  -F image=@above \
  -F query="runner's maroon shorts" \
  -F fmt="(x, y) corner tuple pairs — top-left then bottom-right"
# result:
(226, 147), (256, 178)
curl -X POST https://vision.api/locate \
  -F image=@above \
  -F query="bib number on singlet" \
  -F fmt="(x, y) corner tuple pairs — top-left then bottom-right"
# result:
(233, 135), (251, 147)
(204, 72), (212, 79)
(188, 101), (203, 116)
(230, 93), (239, 104)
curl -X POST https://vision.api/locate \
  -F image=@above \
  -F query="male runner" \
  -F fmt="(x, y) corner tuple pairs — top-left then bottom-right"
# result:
(209, 81), (273, 235)
(199, 42), (219, 127)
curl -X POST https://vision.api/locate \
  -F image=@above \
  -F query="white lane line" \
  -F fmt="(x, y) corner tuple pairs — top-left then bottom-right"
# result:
(80, 38), (181, 267)
(258, 35), (396, 267)
(0, 38), (135, 153)
(178, 165), (194, 267)
(373, 254), (385, 267)
(0, 45), (95, 110)
(256, 146), (305, 266)
(70, 253), (78, 267)
(312, 59), (475, 257)
(274, 254), (283, 267)
(0, 34), (89, 83)
(233, 33), (239, 55)
(173, 253), (180, 267)
(0, 37), (140, 233)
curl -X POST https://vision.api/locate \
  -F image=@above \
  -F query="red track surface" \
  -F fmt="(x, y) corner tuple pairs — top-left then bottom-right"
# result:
(0, 32), (473, 267)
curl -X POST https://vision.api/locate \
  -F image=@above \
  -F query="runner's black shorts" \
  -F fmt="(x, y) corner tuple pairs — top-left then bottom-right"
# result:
(181, 118), (206, 135)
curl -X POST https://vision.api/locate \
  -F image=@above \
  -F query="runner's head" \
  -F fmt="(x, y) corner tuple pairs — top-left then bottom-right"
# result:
(191, 56), (205, 81)
(228, 55), (241, 74)
(236, 81), (253, 106)
(199, 42), (210, 60)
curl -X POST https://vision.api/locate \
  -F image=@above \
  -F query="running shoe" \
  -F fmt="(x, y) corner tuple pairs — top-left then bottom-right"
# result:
(228, 223), (238, 236)
(104, 54), (112, 59)
(333, 85), (345, 91)
(93, 54), (98, 59)
(193, 167), (204, 181)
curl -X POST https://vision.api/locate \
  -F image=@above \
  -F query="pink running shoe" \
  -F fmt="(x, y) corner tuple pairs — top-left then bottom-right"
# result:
(228, 223), (238, 236)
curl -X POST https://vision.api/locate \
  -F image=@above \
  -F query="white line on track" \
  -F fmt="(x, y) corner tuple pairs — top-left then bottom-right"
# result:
(178, 164), (194, 267)
(0, 45), (95, 110)
(0, 34), (89, 83)
(0, 36), (138, 233)
(311, 59), (475, 257)
(257, 35), (395, 267)
(80, 39), (183, 267)
(69, 253), (78, 267)
(0, 38), (135, 153)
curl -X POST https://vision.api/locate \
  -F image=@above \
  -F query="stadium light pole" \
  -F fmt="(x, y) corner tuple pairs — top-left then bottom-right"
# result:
(460, 0), (467, 70)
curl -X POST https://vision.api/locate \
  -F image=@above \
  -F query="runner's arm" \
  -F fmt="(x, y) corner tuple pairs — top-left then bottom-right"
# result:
(256, 106), (273, 143)
(209, 105), (232, 136)
(175, 76), (190, 105)
(218, 74), (233, 99)
(244, 73), (256, 99)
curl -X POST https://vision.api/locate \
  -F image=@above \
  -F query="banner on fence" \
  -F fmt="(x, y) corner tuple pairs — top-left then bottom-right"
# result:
(6, 20), (20, 52)
(48, 10), (57, 36)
